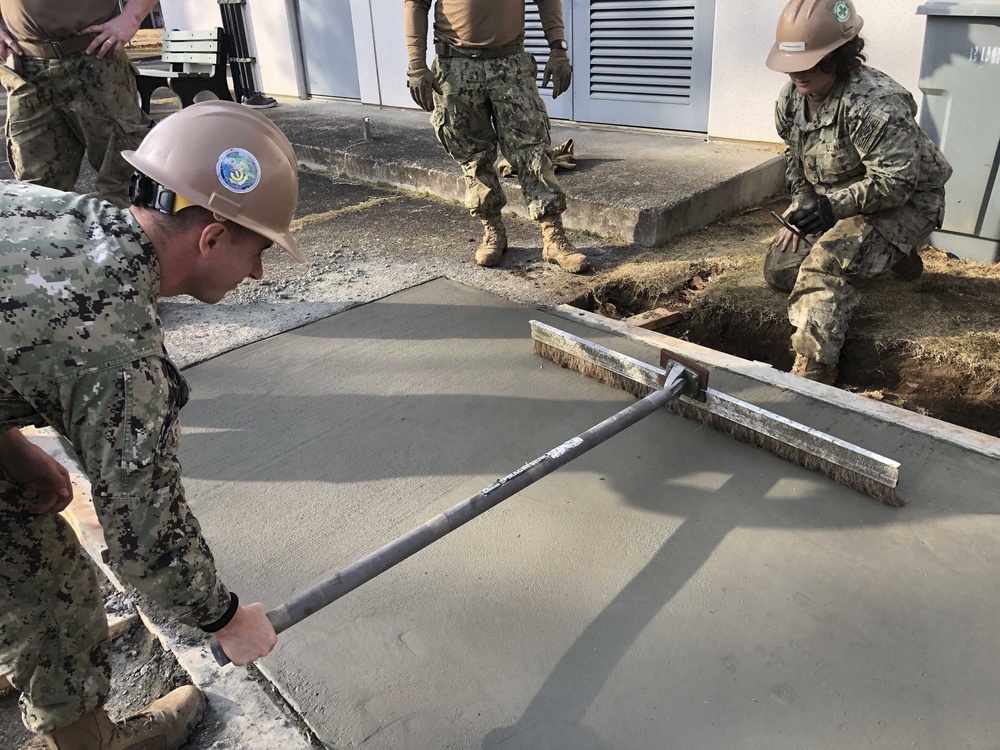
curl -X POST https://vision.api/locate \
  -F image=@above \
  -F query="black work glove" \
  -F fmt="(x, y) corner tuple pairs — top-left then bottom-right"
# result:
(407, 67), (440, 112)
(790, 195), (837, 236)
(542, 49), (572, 99)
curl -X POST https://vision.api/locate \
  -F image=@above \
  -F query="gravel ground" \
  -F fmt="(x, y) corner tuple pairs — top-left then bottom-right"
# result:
(161, 170), (632, 368)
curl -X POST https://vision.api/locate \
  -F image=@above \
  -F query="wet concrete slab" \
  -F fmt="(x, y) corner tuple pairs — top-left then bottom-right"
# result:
(180, 278), (1000, 750)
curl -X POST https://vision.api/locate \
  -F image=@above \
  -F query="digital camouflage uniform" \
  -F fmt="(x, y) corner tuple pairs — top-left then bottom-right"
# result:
(0, 182), (232, 734)
(764, 65), (952, 365)
(1, 0), (152, 208)
(431, 50), (564, 220)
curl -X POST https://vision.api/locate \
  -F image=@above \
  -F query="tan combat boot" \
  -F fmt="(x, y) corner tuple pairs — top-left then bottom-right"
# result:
(44, 685), (206, 750)
(791, 354), (838, 385)
(476, 214), (508, 267)
(539, 214), (591, 273)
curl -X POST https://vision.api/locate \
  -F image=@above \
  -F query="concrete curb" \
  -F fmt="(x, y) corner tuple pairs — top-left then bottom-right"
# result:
(289, 130), (783, 247)
(294, 141), (642, 243)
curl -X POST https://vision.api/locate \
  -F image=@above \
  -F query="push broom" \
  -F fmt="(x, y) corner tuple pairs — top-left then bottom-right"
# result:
(212, 323), (900, 666)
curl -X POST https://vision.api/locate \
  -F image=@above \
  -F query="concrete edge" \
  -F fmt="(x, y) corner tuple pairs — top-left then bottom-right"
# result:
(292, 140), (785, 247)
(548, 305), (1000, 461)
(635, 156), (786, 247)
(21, 427), (316, 750)
(294, 142), (638, 243)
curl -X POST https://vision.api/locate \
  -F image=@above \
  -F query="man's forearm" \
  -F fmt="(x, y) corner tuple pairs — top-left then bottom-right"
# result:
(537, 0), (567, 45)
(404, 0), (431, 70)
(119, 0), (161, 26)
(0, 426), (27, 460)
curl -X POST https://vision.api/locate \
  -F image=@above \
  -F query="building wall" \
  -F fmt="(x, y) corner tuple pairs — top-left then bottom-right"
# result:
(158, 0), (301, 97)
(349, 0), (434, 108)
(708, 0), (929, 143)
(160, 0), (932, 144)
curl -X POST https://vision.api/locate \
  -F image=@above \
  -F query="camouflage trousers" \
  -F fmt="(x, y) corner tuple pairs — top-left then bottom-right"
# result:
(431, 49), (566, 221)
(0, 475), (112, 734)
(1, 51), (151, 208)
(764, 209), (932, 364)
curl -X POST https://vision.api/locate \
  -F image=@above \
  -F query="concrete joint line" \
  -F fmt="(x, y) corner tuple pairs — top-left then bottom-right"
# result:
(289, 195), (402, 232)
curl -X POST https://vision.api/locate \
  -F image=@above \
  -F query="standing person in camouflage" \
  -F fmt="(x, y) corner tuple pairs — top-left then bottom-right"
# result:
(0, 0), (159, 207)
(0, 101), (302, 750)
(404, 0), (590, 273)
(763, 0), (952, 384)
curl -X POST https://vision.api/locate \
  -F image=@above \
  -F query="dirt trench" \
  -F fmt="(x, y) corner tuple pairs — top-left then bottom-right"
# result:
(572, 265), (1000, 439)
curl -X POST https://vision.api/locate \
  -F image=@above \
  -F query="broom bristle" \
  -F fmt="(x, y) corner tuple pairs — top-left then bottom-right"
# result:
(534, 340), (657, 399)
(533, 339), (902, 506)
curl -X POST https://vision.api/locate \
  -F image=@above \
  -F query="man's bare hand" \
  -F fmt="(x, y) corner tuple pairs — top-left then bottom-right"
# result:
(214, 603), (278, 666)
(774, 226), (802, 254)
(0, 25), (24, 60)
(82, 12), (142, 60)
(0, 428), (73, 514)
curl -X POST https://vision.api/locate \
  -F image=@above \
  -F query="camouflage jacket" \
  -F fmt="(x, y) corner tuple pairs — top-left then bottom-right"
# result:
(775, 65), (953, 245)
(0, 182), (232, 630)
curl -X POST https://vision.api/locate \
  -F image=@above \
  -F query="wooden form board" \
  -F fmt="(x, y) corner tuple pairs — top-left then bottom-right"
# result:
(550, 305), (1000, 461)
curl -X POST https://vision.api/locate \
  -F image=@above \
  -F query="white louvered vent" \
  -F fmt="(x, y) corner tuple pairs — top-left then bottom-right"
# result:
(524, 7), (551, 87)
(590, 0), (695, 102)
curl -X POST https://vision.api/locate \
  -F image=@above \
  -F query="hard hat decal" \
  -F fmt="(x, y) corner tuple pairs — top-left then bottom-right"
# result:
(779, 42), (807, 51)
(216, 148), (261, 194)
(832, 0), (851, 23)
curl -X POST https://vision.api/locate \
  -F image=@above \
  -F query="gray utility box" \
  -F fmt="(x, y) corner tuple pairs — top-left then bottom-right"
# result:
(918, 2), (1000, 263)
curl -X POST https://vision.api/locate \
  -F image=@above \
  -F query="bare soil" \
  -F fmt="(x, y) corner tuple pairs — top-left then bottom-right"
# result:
(573, 203), (1000, 438)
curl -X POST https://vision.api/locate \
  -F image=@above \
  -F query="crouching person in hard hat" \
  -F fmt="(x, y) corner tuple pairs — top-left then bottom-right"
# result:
(763, 0), (952, 385)
(0, 100), (302, 749)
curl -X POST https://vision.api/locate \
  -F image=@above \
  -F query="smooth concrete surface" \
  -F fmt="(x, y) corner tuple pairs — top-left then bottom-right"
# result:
(265, 98), (784, 246)
(180, 279), (1000, 750)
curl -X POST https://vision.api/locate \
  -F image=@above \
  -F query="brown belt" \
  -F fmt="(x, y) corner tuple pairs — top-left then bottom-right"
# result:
(434, 41), (522, 60)
(17, 33), (98, 59)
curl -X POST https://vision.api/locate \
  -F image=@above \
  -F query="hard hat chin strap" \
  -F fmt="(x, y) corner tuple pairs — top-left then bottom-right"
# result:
(128, 172), (198, 214)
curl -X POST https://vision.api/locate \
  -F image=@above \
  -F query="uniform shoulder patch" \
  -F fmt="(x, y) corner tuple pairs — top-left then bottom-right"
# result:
(853, 109), (889, 155)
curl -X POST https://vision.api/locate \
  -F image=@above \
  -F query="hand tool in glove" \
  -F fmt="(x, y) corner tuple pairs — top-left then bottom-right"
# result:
(790, 195), (837, 236)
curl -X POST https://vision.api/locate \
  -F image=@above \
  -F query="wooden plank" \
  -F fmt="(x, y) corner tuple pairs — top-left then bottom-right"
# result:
(161, 51), (219, 65)
(624, 307), (682, 331)
(530, 320), (900, 489)
(162, 29), (222, 42)
(549, 305), (1000, 461)
(135, 68), (176, 78)
(162, 40), (220, 53)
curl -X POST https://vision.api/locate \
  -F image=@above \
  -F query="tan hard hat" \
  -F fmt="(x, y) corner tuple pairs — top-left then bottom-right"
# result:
(123, 100), (302, 262)
(766, 0), (864, 73)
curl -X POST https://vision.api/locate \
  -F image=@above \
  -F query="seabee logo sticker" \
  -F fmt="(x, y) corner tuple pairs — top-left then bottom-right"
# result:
(832, 0), (851, 23)
(216, 148), (261, 193)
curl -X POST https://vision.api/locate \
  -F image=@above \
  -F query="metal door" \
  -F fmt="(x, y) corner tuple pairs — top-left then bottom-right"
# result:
(298, 0), (361, 99)
(529, 0), (716, 132)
